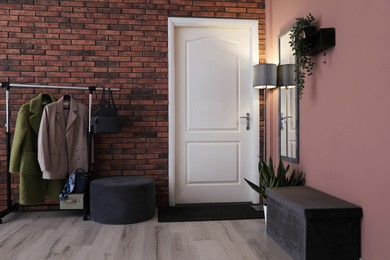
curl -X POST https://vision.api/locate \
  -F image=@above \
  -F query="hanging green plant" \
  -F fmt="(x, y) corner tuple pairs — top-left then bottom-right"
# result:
(289, 13), (317, 98)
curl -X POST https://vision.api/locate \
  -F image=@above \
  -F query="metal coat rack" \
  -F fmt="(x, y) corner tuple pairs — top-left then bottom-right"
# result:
(0, 82), (120, 223)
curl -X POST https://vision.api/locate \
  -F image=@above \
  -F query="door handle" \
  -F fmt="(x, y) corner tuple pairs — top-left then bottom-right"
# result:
(240, 113), (250, 130)
(280, 114), (292, 130)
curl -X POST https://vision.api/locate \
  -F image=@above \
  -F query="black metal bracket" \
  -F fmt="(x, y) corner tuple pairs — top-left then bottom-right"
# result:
(305, 28), (336, 56)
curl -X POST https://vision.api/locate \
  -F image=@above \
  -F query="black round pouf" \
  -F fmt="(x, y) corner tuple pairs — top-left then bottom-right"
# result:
(90, 176), (155, 224)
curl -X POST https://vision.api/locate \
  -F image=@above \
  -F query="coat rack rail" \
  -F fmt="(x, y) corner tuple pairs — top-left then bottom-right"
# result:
(0, 82), (120, 223)
(0, 82), (120, 91)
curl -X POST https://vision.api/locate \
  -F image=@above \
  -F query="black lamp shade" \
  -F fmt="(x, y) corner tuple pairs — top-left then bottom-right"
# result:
(253, 64), (277, 89)
(277, 64), (296, 87)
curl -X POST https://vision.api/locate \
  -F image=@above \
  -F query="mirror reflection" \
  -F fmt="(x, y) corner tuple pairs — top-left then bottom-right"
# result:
(279, 29), (299, 162)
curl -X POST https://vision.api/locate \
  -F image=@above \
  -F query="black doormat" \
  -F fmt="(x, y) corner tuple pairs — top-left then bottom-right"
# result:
(158, 203), (264, 222)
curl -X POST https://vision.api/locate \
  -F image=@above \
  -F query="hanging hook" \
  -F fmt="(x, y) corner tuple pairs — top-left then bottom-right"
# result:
(323, 52), (327, 64)
(63, 89), (71, 109)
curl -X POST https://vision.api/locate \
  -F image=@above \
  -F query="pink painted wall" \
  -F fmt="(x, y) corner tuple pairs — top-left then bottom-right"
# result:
(266, 0), (390, 259)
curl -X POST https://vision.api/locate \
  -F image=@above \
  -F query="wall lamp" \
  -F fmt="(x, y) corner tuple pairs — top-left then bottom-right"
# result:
(277, 64), (296, 89)
(253, 63), (296, 89)
(253, 64), (277, 89)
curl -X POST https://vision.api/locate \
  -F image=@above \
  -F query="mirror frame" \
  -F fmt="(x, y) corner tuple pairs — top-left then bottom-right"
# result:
(278, 28), (300, 163)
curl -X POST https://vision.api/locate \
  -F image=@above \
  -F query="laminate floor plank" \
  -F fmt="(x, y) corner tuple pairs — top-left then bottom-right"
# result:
(113, 224), (142, 259)
(202, 221), (261, 260)
(233, 219), (292, 260)
(195, 239), (229, 260)
(0, 211), (292, 260)
(164, 222), (202, 260)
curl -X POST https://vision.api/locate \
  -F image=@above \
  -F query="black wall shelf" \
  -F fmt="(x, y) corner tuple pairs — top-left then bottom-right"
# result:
(305, 28), (335, 56)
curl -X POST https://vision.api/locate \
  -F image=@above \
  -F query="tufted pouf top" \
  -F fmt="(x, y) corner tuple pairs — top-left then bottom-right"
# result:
(90, 176), (155, 225)
(92, 176), (154, 189)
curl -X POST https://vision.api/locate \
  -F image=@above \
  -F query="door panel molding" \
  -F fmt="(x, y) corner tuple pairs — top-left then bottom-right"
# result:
(168, 17), (259, 206)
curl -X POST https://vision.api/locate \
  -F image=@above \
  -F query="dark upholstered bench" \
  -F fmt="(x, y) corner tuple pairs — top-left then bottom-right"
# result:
(90, 176), (155, 224)
(266, 186), (363, 260)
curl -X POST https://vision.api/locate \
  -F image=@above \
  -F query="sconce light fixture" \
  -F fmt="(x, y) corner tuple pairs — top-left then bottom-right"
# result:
(277, 64), (296, 88)
(253, 63), (277, 89)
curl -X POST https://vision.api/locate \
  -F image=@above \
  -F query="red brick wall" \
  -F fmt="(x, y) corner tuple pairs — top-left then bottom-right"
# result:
(0, 0), (266, 209)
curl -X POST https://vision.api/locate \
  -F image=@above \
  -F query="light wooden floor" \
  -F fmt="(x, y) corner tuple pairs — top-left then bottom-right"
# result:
(0, 210), (292, 260)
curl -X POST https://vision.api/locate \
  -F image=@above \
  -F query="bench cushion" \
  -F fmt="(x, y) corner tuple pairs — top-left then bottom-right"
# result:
(266, 186), (363, 219)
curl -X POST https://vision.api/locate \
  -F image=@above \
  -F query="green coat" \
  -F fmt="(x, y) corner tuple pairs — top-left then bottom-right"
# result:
(9, 94), (65, 205)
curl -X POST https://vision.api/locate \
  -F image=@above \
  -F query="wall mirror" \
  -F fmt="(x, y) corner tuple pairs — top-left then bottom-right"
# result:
(279, 29), (299, 163)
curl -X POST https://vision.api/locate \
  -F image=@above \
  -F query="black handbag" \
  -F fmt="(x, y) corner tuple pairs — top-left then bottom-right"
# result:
(74, 168), (91, 193)
(92, 88), (121, 134)
(59, 168), (91, 200)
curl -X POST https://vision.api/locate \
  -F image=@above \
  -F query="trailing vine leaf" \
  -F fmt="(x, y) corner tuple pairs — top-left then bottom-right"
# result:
(289, 13), (317, 98)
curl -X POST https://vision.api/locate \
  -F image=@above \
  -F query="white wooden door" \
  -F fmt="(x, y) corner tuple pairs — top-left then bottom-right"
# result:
(168, 18), (259, 205)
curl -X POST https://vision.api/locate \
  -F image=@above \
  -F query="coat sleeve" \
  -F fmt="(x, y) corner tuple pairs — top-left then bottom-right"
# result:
(37, 106), (51, 171)
(9, 106), (28, 173)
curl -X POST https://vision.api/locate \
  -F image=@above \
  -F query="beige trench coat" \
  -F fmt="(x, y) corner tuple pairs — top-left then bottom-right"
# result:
(38, 96), (89, 180)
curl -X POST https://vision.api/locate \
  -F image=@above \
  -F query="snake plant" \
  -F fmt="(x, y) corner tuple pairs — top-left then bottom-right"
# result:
(244, 156), (305, 205)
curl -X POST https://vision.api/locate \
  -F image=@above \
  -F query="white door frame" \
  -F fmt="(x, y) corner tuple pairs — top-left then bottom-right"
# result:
(168, 17), (260, 206)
